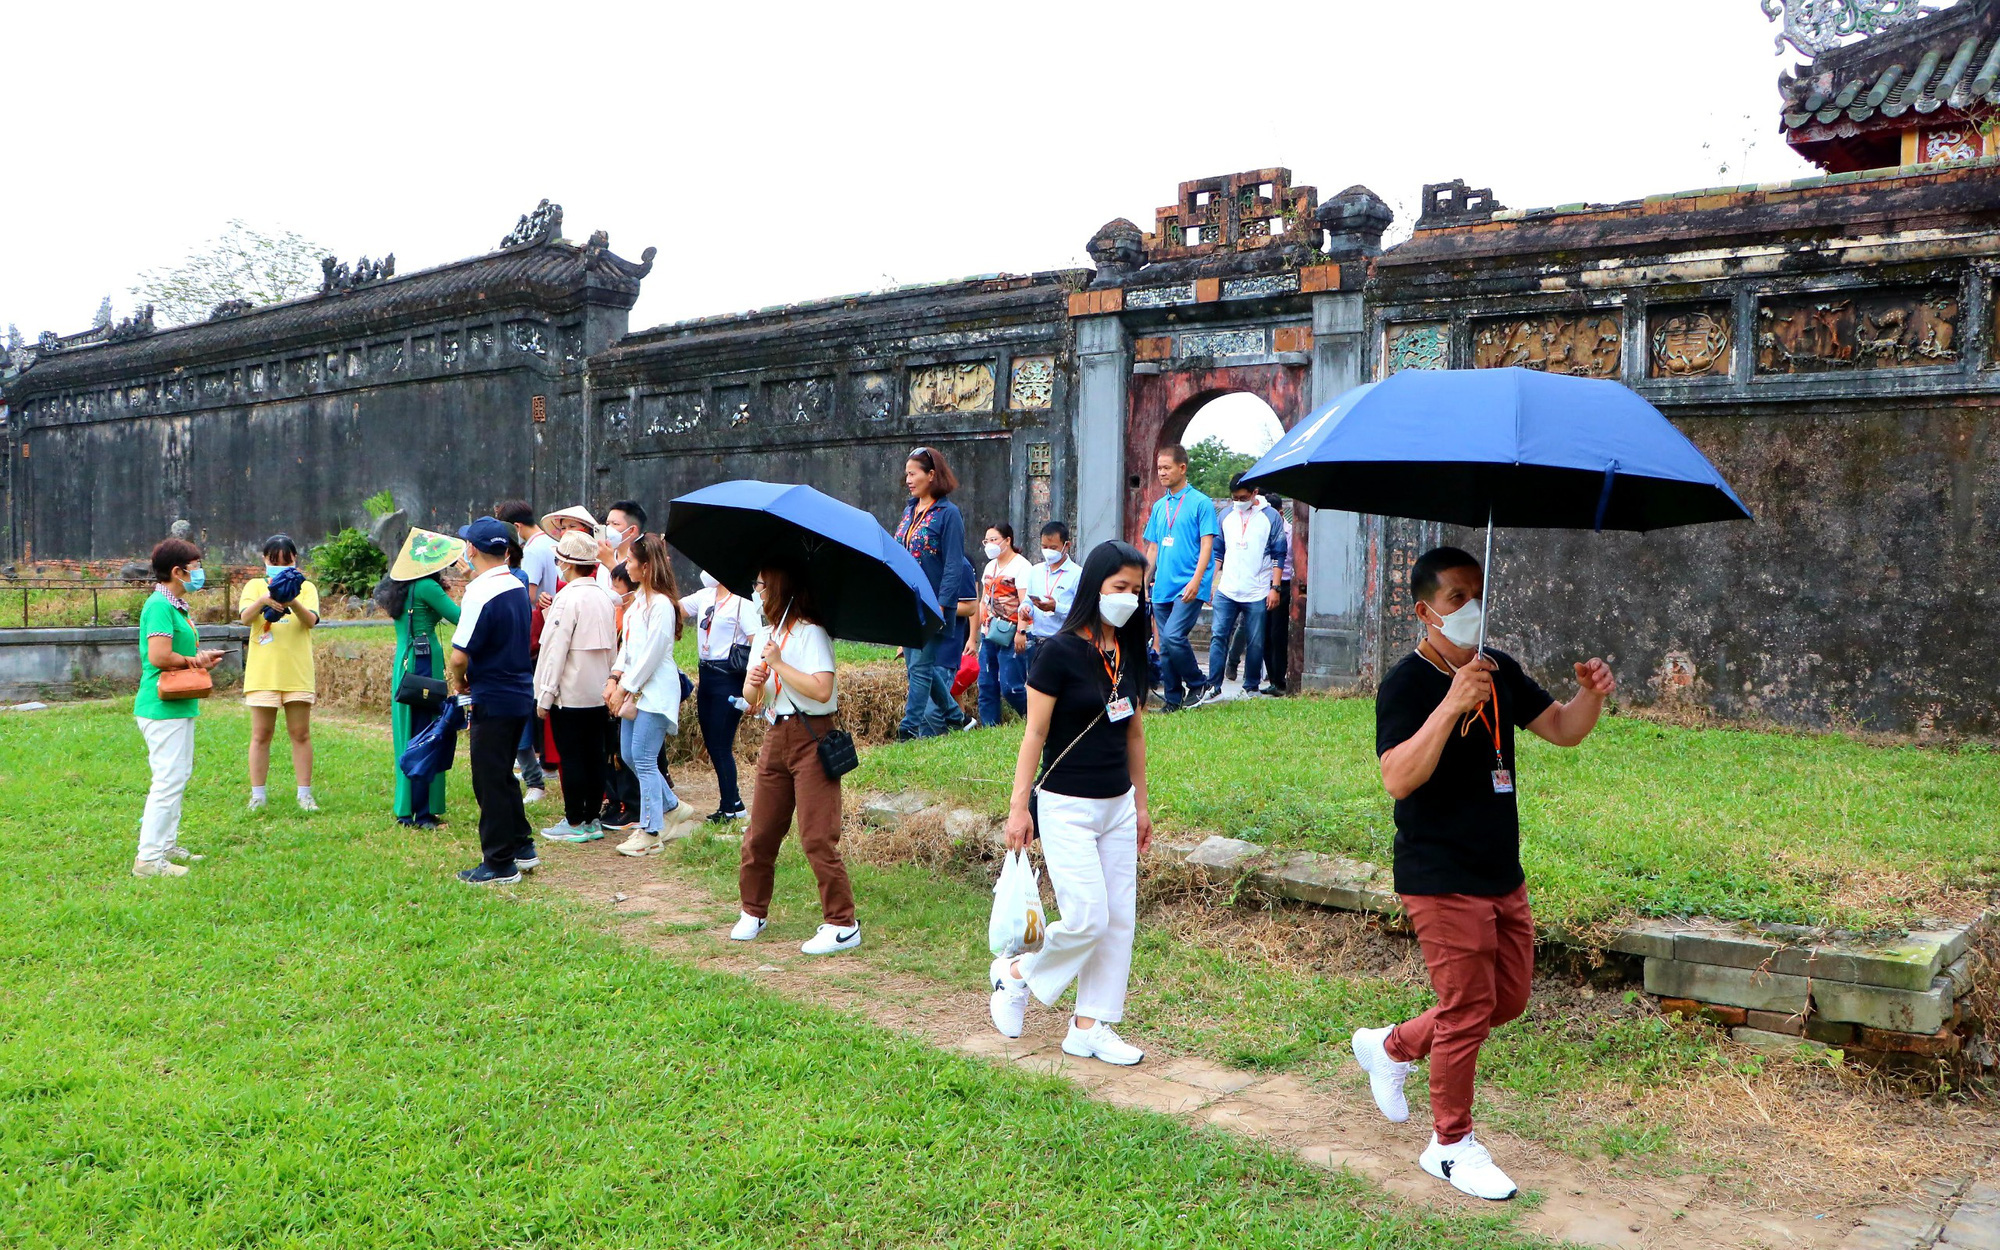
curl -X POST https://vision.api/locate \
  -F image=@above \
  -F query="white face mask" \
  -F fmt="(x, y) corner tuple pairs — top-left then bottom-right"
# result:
(1232, 498), (1254, 512)
(1041, 547), (1064, 565)
(699, 570), (718, 589)
(983, 542), (1003, 561)
(1427, 598), (1484, 649)
(1098, 592), (1140, 629)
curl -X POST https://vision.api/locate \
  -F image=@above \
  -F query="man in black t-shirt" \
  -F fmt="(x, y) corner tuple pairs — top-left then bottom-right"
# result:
(1351, 546), (1615, 1202)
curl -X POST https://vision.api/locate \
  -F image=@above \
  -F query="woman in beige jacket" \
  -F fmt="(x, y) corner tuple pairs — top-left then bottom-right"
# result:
(534, 532), (622, 842)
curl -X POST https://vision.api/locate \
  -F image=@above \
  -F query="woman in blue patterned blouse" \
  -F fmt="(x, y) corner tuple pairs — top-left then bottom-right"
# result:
(894, 446), (968, 738)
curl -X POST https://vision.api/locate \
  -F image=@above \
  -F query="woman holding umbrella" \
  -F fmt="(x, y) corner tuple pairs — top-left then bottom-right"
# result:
(986, 540), (1153, 1066)
(385, 528), (462, 829)
(730, 560), (858, 956)
(893, 446), (966, 739)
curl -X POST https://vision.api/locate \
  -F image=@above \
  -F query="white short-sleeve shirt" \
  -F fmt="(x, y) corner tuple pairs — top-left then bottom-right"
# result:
(752, 620), (837, 717)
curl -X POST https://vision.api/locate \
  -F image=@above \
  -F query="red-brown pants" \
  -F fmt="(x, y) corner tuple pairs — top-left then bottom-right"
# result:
(738, 714), (854, 926)
(1384, 885), (1533, 1144)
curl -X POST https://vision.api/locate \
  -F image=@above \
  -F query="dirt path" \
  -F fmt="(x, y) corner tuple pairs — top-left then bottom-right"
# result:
(507, 766), (1988, 1250)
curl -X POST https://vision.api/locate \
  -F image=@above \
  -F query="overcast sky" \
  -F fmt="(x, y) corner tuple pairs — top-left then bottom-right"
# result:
(5, 0), (1840, 346)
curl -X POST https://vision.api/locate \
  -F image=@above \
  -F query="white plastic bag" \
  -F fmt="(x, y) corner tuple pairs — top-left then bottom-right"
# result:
(988, 849), (1046, 958)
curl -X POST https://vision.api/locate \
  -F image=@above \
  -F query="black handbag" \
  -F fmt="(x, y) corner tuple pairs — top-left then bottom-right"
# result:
(395, 633), (451, 708)
(726, 639), (752, 677)
(804, 714), (858, 781)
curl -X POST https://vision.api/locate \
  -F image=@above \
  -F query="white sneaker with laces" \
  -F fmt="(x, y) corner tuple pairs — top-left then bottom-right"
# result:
(165, 846), (205, 863)
(1420, 1132), (1518, 1201)
(248, 794), (267, 812)
(297, 795), (320, 813)
(800, 923), (861, 955)
(988, 955), (1030, 1038)
(132, 857), (188, 878)
(1351, 1025), (1413, 1123)
(1061, 1020), (1143, 1066)
(615, 830), (662, 858)
(661, 800), (702, 839)
(728, 912), (767, 941)
(524, 786), (546, 804)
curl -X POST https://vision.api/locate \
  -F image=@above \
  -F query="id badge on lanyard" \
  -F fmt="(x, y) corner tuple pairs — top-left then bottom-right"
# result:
(1467, 686), (1512, 793)
(1098, 635), (1131, 721)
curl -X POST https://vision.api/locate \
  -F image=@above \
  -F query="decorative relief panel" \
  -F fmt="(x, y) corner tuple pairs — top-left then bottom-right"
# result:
(509, 322), (548, 359)
(1384, 322), (1448, 373)
(772, 377), (831, 424)
(1178, 329), (1264, 358)
(854, 373), (892, 420)
(600, 399), (629, 437)
(1028, 443), (1053, 477)
(1755, 287), (1959, 374)
(641, 391), (705, 437)
(370, 341), (404, 375)
(1923, 127), (1980, 164)
(1125, 283), (1196, 309)
(714, 384), (753, 429)
(1010, 356), (1055, 410)
(1648, 305), (1732, 378)
(1471, 313), (1621, 378)
(908, 361), (995, 414)
(1221, 273), (1301, 300)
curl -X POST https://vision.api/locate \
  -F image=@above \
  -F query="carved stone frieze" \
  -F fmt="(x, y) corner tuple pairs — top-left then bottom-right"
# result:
(1125, 284), (1195, 309)
(1385, 322), (1448, 373)
(1179, 329), (1264, 358)
(1010, 356), (1055, 410)
(773, 377), (830, 424)
(854, 373), (892, 420)
(1221, 273), (1300, 300)
(501, 199), (563, 249)
(908, 361), (994, 414)
(1471, 313), (1621, 378)
(1649, 305), (1732, 378)
(1755, 287), (1959, 373)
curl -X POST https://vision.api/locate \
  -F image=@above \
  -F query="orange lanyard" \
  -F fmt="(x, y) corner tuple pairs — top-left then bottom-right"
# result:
(1424, 640), (1505, 769)
(1092, 628), (1123, 694)
(901, 500), (935, 551)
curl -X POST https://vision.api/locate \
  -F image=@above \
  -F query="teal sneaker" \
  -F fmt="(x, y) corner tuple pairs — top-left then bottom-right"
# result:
(541, 819), (603, 843)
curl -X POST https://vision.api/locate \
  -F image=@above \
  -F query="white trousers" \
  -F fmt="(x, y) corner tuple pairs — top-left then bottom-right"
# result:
(1025, 788), (1138, 1023)
(136, 716), (196, 863)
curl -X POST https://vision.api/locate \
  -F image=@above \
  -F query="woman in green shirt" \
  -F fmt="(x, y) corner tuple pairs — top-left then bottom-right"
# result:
(384, 528), (463, 827)
(134, 538), (225, 878)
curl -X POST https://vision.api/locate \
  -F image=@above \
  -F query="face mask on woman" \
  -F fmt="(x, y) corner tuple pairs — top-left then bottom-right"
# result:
(699, 570), (719, 589)
(184, 566), (206, 591)
(983, 542), (1003, 562)
(264, 563), (288, 579)
(1098, 592), (1139, 629)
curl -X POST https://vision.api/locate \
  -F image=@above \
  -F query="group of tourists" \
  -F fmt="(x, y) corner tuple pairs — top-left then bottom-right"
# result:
(126, 441), (1619, 1203)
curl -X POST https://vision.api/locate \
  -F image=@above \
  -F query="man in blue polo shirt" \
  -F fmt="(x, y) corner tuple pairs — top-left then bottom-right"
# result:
(446, 517), (538, 885)
(1141, 444), (1219, 711)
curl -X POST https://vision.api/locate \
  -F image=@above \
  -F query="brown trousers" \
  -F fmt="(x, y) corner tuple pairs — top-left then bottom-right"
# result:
(1384, 885), (1534, 1144)
(738, 713), (854, 926)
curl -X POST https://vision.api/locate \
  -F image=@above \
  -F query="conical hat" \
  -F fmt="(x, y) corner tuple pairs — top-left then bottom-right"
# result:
(541, 504), (599, 537)
(389, 527), (463, 581)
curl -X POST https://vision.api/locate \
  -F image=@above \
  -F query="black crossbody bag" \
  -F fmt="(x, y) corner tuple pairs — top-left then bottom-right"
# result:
(395, 632), (451, 708)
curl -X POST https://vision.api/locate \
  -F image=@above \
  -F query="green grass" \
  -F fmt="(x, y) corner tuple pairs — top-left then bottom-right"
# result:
(850, 697), (2000, 930)
(312, 626), (896, 672)
(0, 703), (1541, 1248)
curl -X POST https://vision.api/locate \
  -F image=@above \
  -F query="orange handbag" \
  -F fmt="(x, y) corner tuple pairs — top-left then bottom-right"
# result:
(157, 665), (214, 700)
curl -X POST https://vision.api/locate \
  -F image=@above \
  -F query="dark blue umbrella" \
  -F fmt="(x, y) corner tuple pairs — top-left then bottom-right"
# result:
(262, 565), (305, 623)
(397, 699), (466, 782)
(665, 480), (947, 647)
(1240, 367), (1750, 649)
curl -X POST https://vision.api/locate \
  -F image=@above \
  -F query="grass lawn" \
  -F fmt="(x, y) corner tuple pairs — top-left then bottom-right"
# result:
(316, 624), (896, 671)
(850, 696), (2000, 931)
(0, 702), (1537, 1249)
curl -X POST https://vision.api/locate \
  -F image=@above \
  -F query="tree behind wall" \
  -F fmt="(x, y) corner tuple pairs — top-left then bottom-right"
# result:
(1186, 435), (1258, 500)
(132, 220), (332, 327)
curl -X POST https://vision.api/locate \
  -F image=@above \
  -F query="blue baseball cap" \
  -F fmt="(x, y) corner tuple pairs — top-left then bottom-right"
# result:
(459, 516), (513, 554)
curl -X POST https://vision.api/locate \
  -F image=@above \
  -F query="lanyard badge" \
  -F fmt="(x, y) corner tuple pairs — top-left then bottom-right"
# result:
(1098, 634), (1133, 722)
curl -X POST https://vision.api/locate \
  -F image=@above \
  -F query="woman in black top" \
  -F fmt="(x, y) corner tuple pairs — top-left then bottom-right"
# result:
(988, 541), (1153, 1065)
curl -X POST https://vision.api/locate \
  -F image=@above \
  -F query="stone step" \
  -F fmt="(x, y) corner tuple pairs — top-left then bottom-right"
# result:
(1643, 957), (1958, 1034)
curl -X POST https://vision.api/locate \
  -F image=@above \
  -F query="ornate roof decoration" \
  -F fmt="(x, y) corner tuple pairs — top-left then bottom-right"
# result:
(1317, 186), (1395, 256)
(29, 305), (155, 356)
(1763, 0), (1938, 59)
(208, 299), (254, 320)
(1415, 180), (1505, 230)
(500, 199), (563, 249)
(320, 254), (395, 294)
(581, 229), (656, 281)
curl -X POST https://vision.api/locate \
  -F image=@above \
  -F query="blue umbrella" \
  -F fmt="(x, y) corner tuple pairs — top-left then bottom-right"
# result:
(665, 480), (947, 647)
(397, 699), (466, 782)
(1240, 367), (1751, 648)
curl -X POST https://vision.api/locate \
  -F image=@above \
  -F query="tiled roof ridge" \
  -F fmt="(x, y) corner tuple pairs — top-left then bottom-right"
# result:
(1780, 2), (2000, 128)
(1406, 155), (2000, 237)
(623, 269), (1086, 341)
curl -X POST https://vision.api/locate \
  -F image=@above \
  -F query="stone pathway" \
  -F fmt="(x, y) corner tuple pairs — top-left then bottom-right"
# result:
(535, 825), (1999, 1250)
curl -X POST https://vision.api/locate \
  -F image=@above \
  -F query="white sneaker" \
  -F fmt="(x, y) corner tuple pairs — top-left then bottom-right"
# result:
(615, 830), (663, 857)
(1351, 1025), (1413, 1123)
(524, 786), (546, 804)
(132, 857), (188, 878)
(988, 955), (1030, 1038)
(248, 794), (267, 812)
(800, 923), (861, 955)
(661, 800), (702, 839)
(1420, 1132), (1518, 1201)
(728, 912), (767, 941)
(165, 845), (205, 863)
(297, 795), (320, 813)
(1062, 1020), (1143, 1066)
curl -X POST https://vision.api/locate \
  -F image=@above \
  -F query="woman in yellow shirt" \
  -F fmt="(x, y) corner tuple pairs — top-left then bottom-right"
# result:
(238, 534), (321, 812)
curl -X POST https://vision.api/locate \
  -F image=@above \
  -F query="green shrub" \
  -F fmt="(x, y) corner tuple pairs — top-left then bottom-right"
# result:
(309, 527), (387, 595)
(363, 489), (396, 520)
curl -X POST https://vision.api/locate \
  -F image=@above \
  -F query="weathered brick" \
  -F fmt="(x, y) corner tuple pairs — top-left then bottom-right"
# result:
(1745, 1009), (1805, 1036)
(1729, 1026), (1805, 1052)
(1658, 997), (1747, 1027)
(1299, 264), (1340, 292)
(1194, 278), (1221, 303)
(1855, 1024), (1961, 1056)
(1272, 326), (1314, 354)
(1133, 336), (1173, 362)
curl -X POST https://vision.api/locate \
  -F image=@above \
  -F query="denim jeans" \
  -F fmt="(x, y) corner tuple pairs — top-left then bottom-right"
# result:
(1207, 596), (1268, 694)
(515, 719), (545, 787)
(899, 633), (957, 738)
(620, 710), (680, 833)
(977, 636), (1027, 726)
(695, 662), (747, 812)
(1153, 596), (1207, 707)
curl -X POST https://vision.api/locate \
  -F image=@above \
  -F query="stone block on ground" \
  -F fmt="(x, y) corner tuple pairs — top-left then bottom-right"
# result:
(1940, 1178), (2000, 1250)
(1745, 1009), (1806, 1036)
(943, 808), (1000, 850)
(1855, 1024), (1961, 1056)
(1729, 1026), (1811, 1053)
(1646, 958), (1808, 1014)
(1816, 975), (1955, 1035)
(1646, 958), (1955, 1033)
(1185, 836), (1266, 879)
(861, 792), (930, 828)
(1256, 850), (1378, 912)
(1607, 917), (1696, 959)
